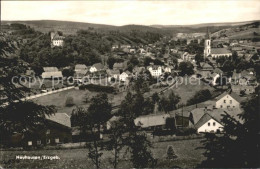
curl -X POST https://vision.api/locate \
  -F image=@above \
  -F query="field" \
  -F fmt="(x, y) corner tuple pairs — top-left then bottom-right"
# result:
(160, 77), (215, 105)
(0, 138), (206, 168)
(32, 88), (127, 115)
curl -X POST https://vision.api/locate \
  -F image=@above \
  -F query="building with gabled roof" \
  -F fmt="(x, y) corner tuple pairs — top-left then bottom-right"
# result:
(215, 92), (244, 109)
(89, 63), (104, 73)
(51, 32), (65, 47)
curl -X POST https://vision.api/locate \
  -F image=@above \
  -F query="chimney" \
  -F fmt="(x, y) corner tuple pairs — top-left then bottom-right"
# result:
(204, 107), (208, 114)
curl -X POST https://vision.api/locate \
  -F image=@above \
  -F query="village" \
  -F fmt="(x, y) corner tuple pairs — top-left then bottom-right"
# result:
(0, 6), (260, 167)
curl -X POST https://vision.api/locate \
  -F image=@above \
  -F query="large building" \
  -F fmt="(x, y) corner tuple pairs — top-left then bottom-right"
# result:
(204, 29), (232, 58)
(51, 32), (65, 47)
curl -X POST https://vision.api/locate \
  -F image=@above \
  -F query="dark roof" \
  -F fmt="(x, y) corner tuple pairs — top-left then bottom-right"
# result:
(45, 113), (71, 128)
(200, 62), (213, 69)
(93, 63), (104, 70)
(211, 48), (232, 55)
(75, 64), (87, 70)
(216, 92), (243, 103)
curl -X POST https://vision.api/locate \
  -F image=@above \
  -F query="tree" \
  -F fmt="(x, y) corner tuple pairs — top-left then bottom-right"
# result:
(62, 68), (74, 77)
(166, 145), (178, 159)
(106, 120), (125, 169)
(74, 93), (112, 169)
(158, 91), (180, 113)
(0, 57), (55, 146)
(178, 61), (194, 76)
(195, 54), (204, 64)
(65, 96), (75, 107)
(118, 92), (156, 167)
(187, 89), (212, 106)
(199, 90), (260, 168)
(151, 92), (160, 104)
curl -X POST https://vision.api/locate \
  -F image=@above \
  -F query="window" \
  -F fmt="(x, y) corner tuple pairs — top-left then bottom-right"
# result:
(47, 139), (50, 144)
(55, 138), (59, 143)
(46, 129), (50, 134)
(37, 140), (41, 145)
(220, 105), (223, 108)
(230, 100), (232, 104)
(28, 141), (32, 146)
(208, 122), (210, 126)
(213, 122), (216, 126)
(223, 100), (226, 103)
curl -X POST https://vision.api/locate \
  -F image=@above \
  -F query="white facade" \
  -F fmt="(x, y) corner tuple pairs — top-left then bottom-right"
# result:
(216, 94), (240, 109)
(89, 66), (97, 73)
(164, 67), (171, 73)
(52, 40), (64, 47)
(148, 66), (162, 77)
(197, 118), (223, 133)
(119, 72), (129, 82)
(204, 39), (211, 58)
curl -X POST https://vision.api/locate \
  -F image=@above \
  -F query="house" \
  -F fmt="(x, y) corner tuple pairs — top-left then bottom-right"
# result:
(112, 44), (119, 50)
(129, 48), (136, 53)
(119, 71), (131, 82)
(231, 85), (255, 95)
(107, 69), (120, 81)
(10, 113), (72, 147)
(134, 113), (171, 129)
(89, 63), (104, 73)
(51, 32), (65, 47)
(164, 66), (172, 73)
(215, 92), (243, 109)
(74, 64), (88, 78)
(42, 67), (63, 79)
(75, 64), (87, 72)
(189, 107), (242, 133)
(113, 61), (127, 71)
(147, 65), (163, 77)
(197, 62), (214, 78)
(182, 52), (195, 61)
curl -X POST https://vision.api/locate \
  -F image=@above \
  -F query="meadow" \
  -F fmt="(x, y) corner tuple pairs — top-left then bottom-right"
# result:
(0, 138), (206, 168)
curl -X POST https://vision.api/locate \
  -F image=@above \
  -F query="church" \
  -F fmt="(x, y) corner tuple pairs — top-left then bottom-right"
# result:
(204, 29), (232, 58)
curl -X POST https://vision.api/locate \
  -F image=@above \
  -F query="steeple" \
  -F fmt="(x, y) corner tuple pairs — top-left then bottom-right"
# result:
(206, 27), (210, 39)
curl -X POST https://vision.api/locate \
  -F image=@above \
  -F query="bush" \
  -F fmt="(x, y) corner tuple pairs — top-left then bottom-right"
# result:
(79, 84), (115, 93)
(65, 96), (75, 107)
(166, 145), (177, 159)
(176, 128), (197, 136)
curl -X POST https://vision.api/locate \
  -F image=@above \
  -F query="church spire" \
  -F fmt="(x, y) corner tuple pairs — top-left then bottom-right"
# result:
(206, 27), (210, 39)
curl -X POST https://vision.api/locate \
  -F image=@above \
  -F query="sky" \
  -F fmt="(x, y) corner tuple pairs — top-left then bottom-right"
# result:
(2, 1), (260, 26)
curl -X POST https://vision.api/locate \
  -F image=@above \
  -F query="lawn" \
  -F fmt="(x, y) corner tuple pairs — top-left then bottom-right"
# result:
(162, 77), (215, 105)
(32, 88), (127, 115)
(0, 138), (206, 168)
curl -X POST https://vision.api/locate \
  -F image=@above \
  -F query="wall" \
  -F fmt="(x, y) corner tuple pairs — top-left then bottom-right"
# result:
(197, 118), (223, 133)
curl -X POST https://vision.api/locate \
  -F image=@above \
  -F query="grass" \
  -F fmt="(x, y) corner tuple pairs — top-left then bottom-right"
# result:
(161, 77), (215, 105)
(32, 88), (127, 115)
(0, 138), (205, 168)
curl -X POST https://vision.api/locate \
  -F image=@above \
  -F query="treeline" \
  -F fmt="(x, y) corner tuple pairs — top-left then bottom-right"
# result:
(19, 24), (163, 74)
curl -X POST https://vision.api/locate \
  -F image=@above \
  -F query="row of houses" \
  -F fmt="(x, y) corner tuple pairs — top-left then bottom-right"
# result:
(133, 91), (246, 133)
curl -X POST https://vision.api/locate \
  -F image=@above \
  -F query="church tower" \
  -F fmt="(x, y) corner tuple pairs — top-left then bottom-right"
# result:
(204, 28), (211, 58)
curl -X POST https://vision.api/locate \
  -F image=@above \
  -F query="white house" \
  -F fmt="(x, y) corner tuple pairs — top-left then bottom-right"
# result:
(164, 66), (172, 73)
(215, 92), (242, 109)
(196, 114), (224, 133)
(51, 32), (64, 47)
(119, 71), (131, 82)
(191, 107), (242, 133)
(148, 65), (162, 77)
